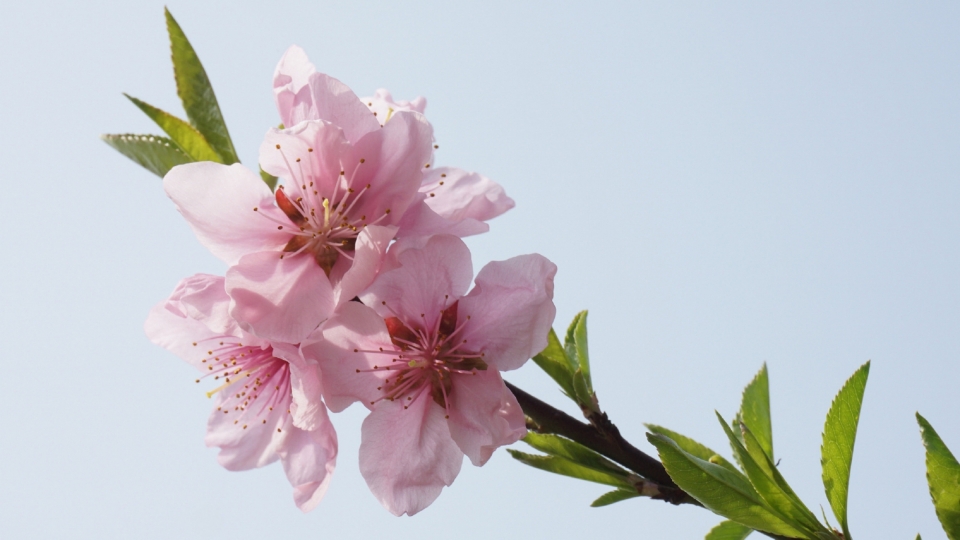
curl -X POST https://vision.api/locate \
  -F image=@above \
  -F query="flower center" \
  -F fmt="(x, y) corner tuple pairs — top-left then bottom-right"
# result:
(259, 146), (393, 275)
(192, 338), (291, 432)
(355, 301), (487, 416)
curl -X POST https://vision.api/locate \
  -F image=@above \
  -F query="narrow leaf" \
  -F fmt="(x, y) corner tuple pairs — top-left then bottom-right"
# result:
(165, 8), (239, 164)
(101, 133), (193, 178)
(821, 361), (870, 539)
(645, 424), (740, 474)
(591, 489), (642, 507)
(917, 413), (960, 540)
(507, 450), (633, 490)
(647, 433), (807, 538)
(740, 363), (774, 461)
(523, 433), (629, 477)
(717, 414), (822, 537)
(124, 94), (222, 162)
(563, 311), (591, 390)
(705, 520), (754, 540)
(531, 328), (576, 399)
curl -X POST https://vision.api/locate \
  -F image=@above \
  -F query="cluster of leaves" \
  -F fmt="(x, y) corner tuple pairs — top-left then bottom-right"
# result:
(517, 313), (960, 540)
(102, 8), (277, 189)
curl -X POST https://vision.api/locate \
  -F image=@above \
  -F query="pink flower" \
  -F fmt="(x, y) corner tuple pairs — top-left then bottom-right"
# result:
(163, 107), (433, 343)
(273, 45), (515, 239)
(302, 235), (557, 515)
(144, 274), (337, 512)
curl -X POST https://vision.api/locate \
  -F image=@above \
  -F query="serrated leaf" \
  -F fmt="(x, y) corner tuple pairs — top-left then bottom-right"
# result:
(563, 311), (591, 390)
(740, 363), (774, 461)
(645, 424), (739, 474)
(523, 433), (629, 477)
(591, 489), (641, 507)
(165, 8), (238, 164)
(717, 414), (823, 538)
(124, 94), (222, 162)
(259, 168), (278, 191)
(507, 450), (634, 490)
(706, 520), (754, 540)
(917, 413), (960, 540)
(821, 361), (870, 539)
(647, 433), (808, 538)
(101, 133), (194, 178)
(531, 328), (576, 399)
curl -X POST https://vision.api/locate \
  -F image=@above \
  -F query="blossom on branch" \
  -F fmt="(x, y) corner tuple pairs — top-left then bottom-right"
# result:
(144, 274), (337, 512)
(301, 235), (557, 515)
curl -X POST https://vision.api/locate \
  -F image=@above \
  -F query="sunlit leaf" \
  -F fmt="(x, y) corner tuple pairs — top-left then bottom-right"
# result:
(124, 94), (222, 162)
(591, 489), (641, 507)
(917, 413), (960, 540)
(507, 450), (633, 490)
(531, 328), (576, 399)
(522, 433), (629, 477)
(645, 424), (739, 474)
(821, 361), (870, 539)
(563, 311), (591, 390)
(101, 133), (193, 178)
(740, 363), (773, 460)
(647, 432), (807, 538)
(705, 520), (753, 540)
(165, 8), (239, 164)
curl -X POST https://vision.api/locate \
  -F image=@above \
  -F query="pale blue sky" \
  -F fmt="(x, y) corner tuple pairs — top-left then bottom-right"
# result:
(2, 1), (958, 538)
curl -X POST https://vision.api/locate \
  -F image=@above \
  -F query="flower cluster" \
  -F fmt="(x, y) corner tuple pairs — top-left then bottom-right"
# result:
(146, 47), (557, 516)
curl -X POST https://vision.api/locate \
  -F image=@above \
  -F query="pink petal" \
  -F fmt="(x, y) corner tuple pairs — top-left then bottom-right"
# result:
(334, 224), (396, 305)
(359, 397), (463, 516)
(458, 254), (558, 371)
(361, 235), (473, 330)
(279, 413), (338, 512)
(272, 342), (326, 431)
(301, 302), (393, 413)
(205, 390), (289, 471)
(446, 369), (526, 466)
(145, 300), (224, 370)
(307, 72), (381, 144)
(259, 121), (350, 197)
(398, 167), (514, 238)
(346, 111), (435, 224)
(273, 45), (317, 128)
(163, 162), (289, 265)
(360, 88), (427, 119)
(226, 251), (335, 344)
(164, 274), (238, 335)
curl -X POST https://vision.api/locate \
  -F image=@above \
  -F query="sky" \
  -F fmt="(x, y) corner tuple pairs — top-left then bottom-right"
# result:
(1, 1), (959, 538)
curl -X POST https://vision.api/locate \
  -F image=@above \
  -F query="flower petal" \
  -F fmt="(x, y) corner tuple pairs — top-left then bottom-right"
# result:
(205, 389), (289, 471)
(273, 45), (317, 128)
(272, 342), (325, 431)
(307, 72), (381, 144)
(163, 162), (288, 265)
(302, 302), (393, 413)
(361, 235), (473, 329)
(359, 396), (463, 516)
(446, 369), (526, 466)
(164, 273), (238, 335)
(259, 120), (350, 197)
(226, 251), (335, 344)
(458, 254), (558, 371)
(145, 299), (223, 370)
(279, 413), (338, 512)
(398, 167), (514, 238)
(334, 224), (396, 305)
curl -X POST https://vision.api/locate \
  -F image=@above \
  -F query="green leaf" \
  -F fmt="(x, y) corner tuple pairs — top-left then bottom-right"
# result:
(647, 432), (808, 538)
(645, 424), (739, 474)
(705, 520), (754, 540)
(101, 133), (194, 178)
(740, 363), (774, 461)
(124, 94), (222, 162)
(591, 489), (642, 507)
(165, 8), (239, 164)
(507, 450), (634, 490)
(531, 328), (576, 399)
(717, 414), (823, 538)
(563, 311), (591, 389)
(917, 413), (960, 540)
(522, 433), (630, 477)
(821, 361), (870, 539)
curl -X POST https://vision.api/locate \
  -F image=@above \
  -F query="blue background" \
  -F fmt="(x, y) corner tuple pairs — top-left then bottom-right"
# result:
(1, 1), (958, 538)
